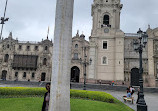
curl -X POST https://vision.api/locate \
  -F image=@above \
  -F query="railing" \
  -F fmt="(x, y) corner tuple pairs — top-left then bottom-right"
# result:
(18, 41), (39, 44)
(72, 58), (79, 60)
(125, 33), (139, 37)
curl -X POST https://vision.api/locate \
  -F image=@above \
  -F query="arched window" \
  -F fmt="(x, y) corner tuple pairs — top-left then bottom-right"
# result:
(103, 15), (109, 25)
(4, 54), (9, 62)
(23, 72), (26, 78)
(43, 58), (47, 65)
(75, 44), (78, 48)
(27, 46), (30, 50)
(15, 72), (18, 77)
(19, 45), (22, 50)
(102, 56), (107, 65)
(35, 46), (38, 51)
(32, 73), (35, 78)
(7, 44), (9, 48)
(74, 53), (78, 60)
(45, 46), (48, 50)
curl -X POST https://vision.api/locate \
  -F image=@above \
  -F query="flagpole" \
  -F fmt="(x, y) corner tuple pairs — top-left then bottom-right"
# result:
(0, 0), (9, 39)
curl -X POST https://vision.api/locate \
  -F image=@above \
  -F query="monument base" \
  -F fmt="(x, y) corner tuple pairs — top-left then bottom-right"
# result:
(137, 104), (147, 111)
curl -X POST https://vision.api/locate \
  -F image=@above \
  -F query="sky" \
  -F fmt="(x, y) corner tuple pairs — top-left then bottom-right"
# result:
(1, 0), (158, 41)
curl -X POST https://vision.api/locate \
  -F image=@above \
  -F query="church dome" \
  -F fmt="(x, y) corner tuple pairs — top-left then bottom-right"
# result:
(80, 34), (85, 38)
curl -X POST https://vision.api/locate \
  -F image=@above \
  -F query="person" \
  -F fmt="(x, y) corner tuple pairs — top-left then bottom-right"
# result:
(123, 87), (131, 99)
(127, 90), (131, 98)
(112, 81), (114, 86)
(136, 88), (140, 104)
(126, 86), (130, 93)
(130, 86), (135, 95)
(42, 83), (51, 111)
(99, 79), (102, 85)
(122, 81), (125, 85)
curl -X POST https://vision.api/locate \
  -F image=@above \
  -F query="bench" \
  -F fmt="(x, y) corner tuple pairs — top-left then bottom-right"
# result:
(123, 96), (134, 104)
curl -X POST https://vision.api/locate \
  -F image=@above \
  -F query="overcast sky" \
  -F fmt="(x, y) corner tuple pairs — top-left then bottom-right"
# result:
(1, 0), (158, 41)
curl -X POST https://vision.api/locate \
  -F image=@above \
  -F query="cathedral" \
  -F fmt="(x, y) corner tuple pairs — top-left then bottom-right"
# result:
(0, 0), (158, 87)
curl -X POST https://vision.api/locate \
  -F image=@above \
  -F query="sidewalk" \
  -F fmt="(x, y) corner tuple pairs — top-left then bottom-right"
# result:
(85, 88), (158, 111)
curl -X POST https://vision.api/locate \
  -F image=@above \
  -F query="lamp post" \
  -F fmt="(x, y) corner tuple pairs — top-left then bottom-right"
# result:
(0, 0), (9, 39)
(133, 28), (148, 111)
(80, 47), (92, 90)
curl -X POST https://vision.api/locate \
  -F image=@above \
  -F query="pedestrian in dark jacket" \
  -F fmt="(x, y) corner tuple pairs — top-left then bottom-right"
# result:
(42, 83), (51, 111)
(136, 88), (140, 104)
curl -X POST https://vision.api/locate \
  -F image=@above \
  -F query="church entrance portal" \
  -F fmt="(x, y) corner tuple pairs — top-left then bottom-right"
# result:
(41, 73), (46, 81)
(71, 66), (80, 82)
(131, 68), (139, 86)
(1, 70), (7, 80)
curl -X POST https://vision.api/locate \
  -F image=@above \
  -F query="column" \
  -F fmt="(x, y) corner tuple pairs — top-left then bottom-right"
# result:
(49, 0), (74, 111)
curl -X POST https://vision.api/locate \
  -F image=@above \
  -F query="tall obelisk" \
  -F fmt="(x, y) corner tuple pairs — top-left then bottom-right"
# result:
(49, 0), (74, 111)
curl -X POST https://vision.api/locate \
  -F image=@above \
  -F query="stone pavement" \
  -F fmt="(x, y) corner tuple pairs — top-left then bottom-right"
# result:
(86, 88), (158, 111)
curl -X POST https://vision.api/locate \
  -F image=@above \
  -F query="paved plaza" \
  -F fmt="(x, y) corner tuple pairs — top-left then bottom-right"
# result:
(105, 90), (158, 111)
(86, 89), (158, 111)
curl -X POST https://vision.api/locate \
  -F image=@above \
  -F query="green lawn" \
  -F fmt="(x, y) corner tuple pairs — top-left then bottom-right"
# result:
(0, 97), (133, 111)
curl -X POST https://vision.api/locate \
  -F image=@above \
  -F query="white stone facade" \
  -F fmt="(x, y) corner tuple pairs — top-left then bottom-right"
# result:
(0, 0), (158, 87)
(0, 32), (53, 82)
(88, 0), (124, 84)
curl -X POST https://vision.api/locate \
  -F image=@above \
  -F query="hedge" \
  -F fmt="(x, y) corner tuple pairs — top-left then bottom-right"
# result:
(0, 87), (115, 103)
(0, 87), (46, 97)
(70, 89), (115, 103)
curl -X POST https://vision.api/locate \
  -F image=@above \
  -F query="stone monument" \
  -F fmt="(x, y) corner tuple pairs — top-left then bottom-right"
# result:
(49, 0), (74, 111)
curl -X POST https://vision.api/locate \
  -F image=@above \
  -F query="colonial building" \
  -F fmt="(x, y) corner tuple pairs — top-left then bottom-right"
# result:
(0, 32), (53, 82)
(71, 0), (158, 87)
(0, 0), (158, 87)
(71, 32), (90, 83)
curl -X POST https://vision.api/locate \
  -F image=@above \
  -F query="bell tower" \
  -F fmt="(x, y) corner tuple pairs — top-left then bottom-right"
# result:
(88, 0), (124, 84)
(91, 0), (123, 35)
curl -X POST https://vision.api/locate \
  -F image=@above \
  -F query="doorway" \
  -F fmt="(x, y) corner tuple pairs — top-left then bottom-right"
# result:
(131, 68), (139, 86)
(71, 66), (80, 82)
(1, 70), (7, 80)
(41, 73), (46, 81)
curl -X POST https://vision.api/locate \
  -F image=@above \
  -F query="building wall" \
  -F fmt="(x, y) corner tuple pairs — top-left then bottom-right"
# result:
(88, 0), (124, 84)
(71, 33), (90, 83)
(0, 33), (53, 82)
(0, 0), (158, 87)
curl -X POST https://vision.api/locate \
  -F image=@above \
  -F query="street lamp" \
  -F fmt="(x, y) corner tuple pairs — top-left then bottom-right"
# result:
(0, 0), (9, 39)
(133, 28), (148, 111)
(80, 47), (92, 90)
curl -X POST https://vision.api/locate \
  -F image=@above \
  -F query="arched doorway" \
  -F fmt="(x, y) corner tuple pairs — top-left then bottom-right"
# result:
(1, 70), (7, 80)
(41, 73), (46, 81)
(71, 66), (80, 82)
(131, 68), (139, 86)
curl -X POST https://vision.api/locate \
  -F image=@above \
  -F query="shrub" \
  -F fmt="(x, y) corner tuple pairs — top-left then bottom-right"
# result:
(70, 89), (115, 103)
(0, 87), (46, 97)
(0, 87), (115, 103)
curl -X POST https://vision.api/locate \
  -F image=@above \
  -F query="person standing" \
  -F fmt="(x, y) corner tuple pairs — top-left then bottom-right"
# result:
(136, 88), (140, 104)
(42, 83), (50, 111)
(130, 86), (135, 95)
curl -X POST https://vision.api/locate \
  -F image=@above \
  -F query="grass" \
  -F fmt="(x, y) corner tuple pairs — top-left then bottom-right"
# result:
(0, 97), (134, 111)
(0, 97), (42, 111)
